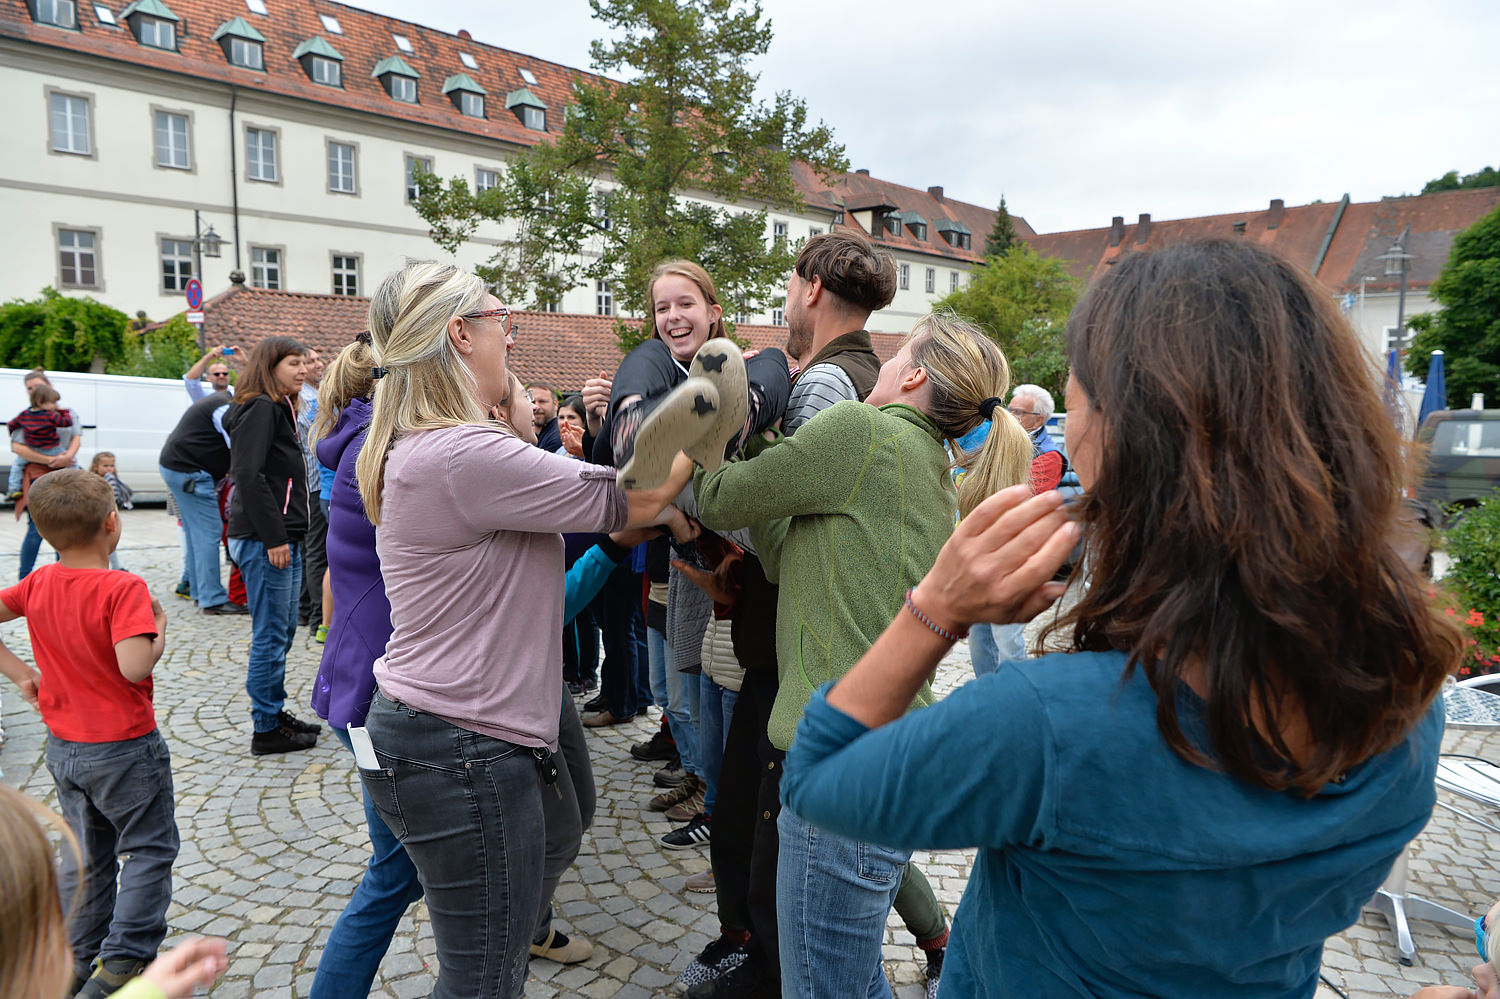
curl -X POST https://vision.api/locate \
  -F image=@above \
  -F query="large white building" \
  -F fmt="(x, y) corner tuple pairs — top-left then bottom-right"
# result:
(0, 0), (1003, 330)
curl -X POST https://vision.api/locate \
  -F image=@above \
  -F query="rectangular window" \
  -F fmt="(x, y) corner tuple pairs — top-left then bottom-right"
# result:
(596, 280), (614, 317)
(250, 246), (281, 289)
(772, 307), (785, 326)
(58, 229), (98, 288)
(390, 75), (417, 103)
(459, 92), (484, 118)
(154, 110), (189, 169)
(318, 13), (341, 33)
(950, 271), (959, 292)
(244, 0), (266, 13)
(328, 141), (355, 193)
(93, 5), (115, 24)
(246, 127), (277, 182)
(772, 221), (788, 245)
(925, 268), (935, 294)
(332, 255), (359, 296)
(160, 237), (193, 292)
(138, 16), (174, 48)
(392, 33), (412, 52)
(405, 154), (432, 202)
(899, 263), (910, 291)
(49, 93), (90, 155)
(311, 56), (340, 87)
(522, 106), (545, 130)
(475, 168), (498, 193)
(229, 36), (262, 69)
(459, 52), (478, 70)
(809, 226), (823, 238)
(520, 68), (538, 85)
(36, 0), (76, 27)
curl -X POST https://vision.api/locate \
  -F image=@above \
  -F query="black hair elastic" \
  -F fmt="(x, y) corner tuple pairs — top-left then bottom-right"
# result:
(370, 366), (389, 379)
(355, 331), (372, 345)
(978, 397), (1003, 420)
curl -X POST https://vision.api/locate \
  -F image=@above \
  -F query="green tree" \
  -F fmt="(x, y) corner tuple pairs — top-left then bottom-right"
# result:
(1421, 166), (1500, 195)
(985, 195), (1017, 257)
(413, 0), (847, 352)
(1405, 202), (1500, 405)
(933, 245), (1080, 401)
(107, 315), (203, 380)
(0, 288), (129, 372)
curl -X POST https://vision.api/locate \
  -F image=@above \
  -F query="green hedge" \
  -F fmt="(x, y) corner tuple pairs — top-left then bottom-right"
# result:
(1445, 490), (1500, 677)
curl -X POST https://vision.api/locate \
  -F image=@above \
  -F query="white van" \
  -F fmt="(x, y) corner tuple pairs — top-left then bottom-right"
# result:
(0, 368), (195, 502)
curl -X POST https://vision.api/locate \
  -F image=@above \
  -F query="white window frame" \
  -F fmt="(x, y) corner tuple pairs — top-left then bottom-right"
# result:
(244, 125), (279, 183)
(522, 106), (545, 130)
(596, 280), (614, 317)
(35, 0), (76, 27)
(405, 154), (433, 203)
(56, 226), (101, 290)
(48, 90), (92, 157)
(459, 92), (484, 118)
(229, 36), (263, 69)
(475, 167), (499, 193)
(159, 236), (194, 294)
(772, 307), (785, 326)
(772, 221), (788, 245)
(925, 267), (935, 294)
(249, 245), (283, 290)
(331, 253), (361, 296)
(899, 263), (910, 291)
(138, 15), (174, 48)
(950, 271), (959, 292)
(389, 74), (417, 103)
(327, 139), (357, 194)
(153, 109), (190, 170)
(311, 56), (340, 87)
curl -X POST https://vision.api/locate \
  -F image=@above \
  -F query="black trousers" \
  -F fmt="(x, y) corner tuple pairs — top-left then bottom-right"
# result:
(711, 667), (783, 982)
(299, 495), (328, 626)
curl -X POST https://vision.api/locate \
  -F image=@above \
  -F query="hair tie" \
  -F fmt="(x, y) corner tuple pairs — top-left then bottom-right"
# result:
(370, 366), (389, 379)
(978, 397), (1003, 420)
(355, 331), (372, 345)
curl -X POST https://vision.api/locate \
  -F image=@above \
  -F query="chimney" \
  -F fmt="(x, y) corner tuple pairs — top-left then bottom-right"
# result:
(927, 185), (944, 202)
(1267, 198), (1285, 230)
(1110, 216), (1125, 247)
(855, 168), (870, 176)
(1134, 213), (1152, 244)
(458, 28), (472, 39)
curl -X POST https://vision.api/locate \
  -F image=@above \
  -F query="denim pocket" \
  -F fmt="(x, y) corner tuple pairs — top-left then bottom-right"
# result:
(359, 767), (408, 840)
(856, 839), (906, 885)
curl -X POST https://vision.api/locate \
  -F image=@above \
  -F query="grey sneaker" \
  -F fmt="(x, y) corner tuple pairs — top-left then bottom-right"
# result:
(683, 340), (748, 475)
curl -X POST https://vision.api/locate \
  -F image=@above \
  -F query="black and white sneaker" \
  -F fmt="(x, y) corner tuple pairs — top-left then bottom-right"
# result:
(923, 947), (944, 999)
(683, 340), (749, 475)
(617, 377), (721, 490)
(675, 935), (748, 992)
(662, 812), (711, 850)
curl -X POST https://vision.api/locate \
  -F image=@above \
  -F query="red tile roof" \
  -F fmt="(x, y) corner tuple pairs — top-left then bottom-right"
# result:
(196, 284), (903, 391)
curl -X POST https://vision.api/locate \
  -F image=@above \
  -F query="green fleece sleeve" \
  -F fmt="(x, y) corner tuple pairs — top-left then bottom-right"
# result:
(693, 401), (872, 532)
(107, 977), (167, 999)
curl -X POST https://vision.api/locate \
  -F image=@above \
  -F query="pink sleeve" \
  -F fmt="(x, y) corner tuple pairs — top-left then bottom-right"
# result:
(449, 426), (628, 536)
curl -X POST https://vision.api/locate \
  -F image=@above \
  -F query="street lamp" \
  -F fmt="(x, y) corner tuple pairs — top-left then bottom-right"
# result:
(190, 210), (222, 351)
(1377, 235), (1414, 367)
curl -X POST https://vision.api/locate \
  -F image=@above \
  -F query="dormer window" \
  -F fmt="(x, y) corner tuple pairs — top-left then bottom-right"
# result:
(373, 55), (419, 103)
(506, 88), (548, 131)
(937, 219), (972, 251)
(213, 17), (266, 70)
(32, 0), (77, 28)
(122, 0), (179, 47)
(442, 74), (487, 118)
(292, 37), (344, 87)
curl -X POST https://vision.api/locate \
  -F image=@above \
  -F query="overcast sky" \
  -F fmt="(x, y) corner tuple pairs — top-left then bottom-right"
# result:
(353, 0), (1498, 234)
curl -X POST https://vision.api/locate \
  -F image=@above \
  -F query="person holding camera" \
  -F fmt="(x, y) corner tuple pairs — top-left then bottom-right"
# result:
(159, 380), (243, 616)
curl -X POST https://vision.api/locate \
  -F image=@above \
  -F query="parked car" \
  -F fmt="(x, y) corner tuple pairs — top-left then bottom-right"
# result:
(0, 367), (192, 501)
(1415, 409), (1500, 524)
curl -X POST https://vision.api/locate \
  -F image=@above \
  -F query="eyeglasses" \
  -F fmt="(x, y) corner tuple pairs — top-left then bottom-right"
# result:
(461, 306), (513, 329)
(1006, 407), (1037, 418)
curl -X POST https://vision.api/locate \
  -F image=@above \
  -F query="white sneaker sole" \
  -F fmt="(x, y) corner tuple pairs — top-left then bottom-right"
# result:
(683, 340), (749, 475)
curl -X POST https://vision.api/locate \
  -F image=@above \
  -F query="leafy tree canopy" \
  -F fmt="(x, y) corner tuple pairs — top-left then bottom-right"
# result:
(1406, 202), (1500, 406)
(932, 245), (1079, 402)
(107, 315), (203, 380)
(413, 0), (847, 351)
(985, 195), (1017, 257)
(1422, 166), (1500, 195)
(0, 288), (129, 372)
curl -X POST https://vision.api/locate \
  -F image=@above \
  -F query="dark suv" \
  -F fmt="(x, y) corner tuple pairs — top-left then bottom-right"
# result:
(1415, 409), (1500, 522)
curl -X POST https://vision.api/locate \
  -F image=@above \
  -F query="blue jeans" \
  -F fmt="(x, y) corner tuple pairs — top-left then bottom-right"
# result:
(19, 511), (45, 579)
(969, 621), (1000, 677)
(598, 565), (647, 718)
(995, 622), (1027, 662)
(45, 730), (180, 977)
(666, 663), (702, 780)
(310, 728), (424, 999)
(697, 673), (737, 816)
(362, 691), (546, 999)
(777, 808), (910, 999)
(228, 537), (302, 733)
(647, 625), (670, 709)
(160, 465), (228, 608)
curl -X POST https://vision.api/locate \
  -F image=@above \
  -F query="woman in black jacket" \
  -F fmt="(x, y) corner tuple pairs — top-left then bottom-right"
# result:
(224, 336), (321, 756)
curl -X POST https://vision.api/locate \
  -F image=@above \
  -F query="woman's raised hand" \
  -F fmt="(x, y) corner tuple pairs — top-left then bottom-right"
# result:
(911, 486), (1078, 636)
(560, 421), (584, 457)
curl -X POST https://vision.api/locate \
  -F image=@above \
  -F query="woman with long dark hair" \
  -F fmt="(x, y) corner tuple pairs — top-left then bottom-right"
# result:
(780, 239), (1464, 998)
(224, 336), (321, 756)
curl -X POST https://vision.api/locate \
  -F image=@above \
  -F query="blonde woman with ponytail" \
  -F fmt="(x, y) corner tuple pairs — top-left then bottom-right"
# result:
(351, 261), (683, 999)
(691, 310), (1029, 999)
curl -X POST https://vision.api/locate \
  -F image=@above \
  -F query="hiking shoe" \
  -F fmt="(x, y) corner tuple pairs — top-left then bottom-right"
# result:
(654, 760), (688, 788)
(676, 934), (748, 992)
(683, 869), (715, 894)
(76, 957), (148, 999)
(665, 787), (706, 822)
(651, 773), (702, 812)
(684, 340), (749, 475)
(173, 581), (192, 600)
(923, 947), (944, 999)
(251, 723), (317, 755)
(618, 377), (721, 490)
(278, 710), (321, 735)
(631, 727), (678, 762)
(530, 928), (593, 964)
(662, 812), (711, 849)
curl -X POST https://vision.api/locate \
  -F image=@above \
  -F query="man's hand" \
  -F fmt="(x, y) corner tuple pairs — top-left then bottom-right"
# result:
(267, 544), (291, 570)
(46, 454), (74, 469)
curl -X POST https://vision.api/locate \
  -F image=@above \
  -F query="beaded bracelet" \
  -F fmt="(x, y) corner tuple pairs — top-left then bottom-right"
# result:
(903, 588), (968, 642)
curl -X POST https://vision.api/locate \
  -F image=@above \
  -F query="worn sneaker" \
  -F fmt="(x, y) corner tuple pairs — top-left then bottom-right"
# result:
(278, 710), (322, 735)
(650, 773), (701, 812)
(654, 760), (689, 789)
(631, 727), (678, 762)
(683, 340), (749, 475)
(173, 580), (192, 600)
(530, 927), (593, 964)
(685, 952), (775, 999)
(618, 377), (721, 490)
(923, 947), (944, 999)
(202, 601), (248, 616)
(251, 723), (317, 755)
(76, 957), (148, 999)
(675, 934), (747, 992)
(683, 869), (715, 894)
(662, 812), (711, 850)
(665, 787), (706, 822)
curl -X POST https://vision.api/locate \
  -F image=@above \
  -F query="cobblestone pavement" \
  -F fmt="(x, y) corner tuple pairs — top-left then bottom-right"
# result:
(0, 509), (1495, 998)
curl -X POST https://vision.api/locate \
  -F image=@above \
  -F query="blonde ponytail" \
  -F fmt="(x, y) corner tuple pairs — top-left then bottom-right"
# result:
(908, 310), (1033, 517)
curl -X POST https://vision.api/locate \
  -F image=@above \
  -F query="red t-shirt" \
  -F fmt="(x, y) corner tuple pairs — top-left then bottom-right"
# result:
(0, 565), (159, 742)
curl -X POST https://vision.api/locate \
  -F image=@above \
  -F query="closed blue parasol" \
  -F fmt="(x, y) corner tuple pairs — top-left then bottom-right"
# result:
(1417, 350), (1447, 430)
(1383, 349), (1403, 429)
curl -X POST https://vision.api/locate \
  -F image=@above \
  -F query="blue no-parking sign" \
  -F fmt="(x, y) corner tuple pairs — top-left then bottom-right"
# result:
(184, 278), (204, 310)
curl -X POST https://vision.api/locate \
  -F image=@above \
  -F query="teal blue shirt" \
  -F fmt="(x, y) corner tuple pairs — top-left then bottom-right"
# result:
(781, 650), (1443, 998)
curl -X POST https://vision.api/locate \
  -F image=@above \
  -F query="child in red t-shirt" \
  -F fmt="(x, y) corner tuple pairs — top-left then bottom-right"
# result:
(0, 468), (179, 999)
